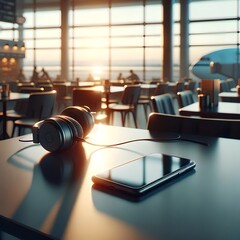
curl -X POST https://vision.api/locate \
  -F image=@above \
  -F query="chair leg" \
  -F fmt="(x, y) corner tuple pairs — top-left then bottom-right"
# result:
(11, 124), (16, 138)
(143, 104), (148, 120)
(110, 111), (114, 125)
(131, 110), (138, 128)
(121, 112), (125, 126)
(17, 126), (25, 136)
(18, 126), (21, 136)
(144, 103), (153, 120)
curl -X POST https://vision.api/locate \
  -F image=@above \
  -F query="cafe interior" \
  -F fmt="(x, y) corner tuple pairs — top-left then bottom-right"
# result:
(1, 0), (240, 240)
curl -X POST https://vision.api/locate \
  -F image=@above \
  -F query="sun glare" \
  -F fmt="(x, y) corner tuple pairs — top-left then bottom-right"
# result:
(92, 66), (102, 80)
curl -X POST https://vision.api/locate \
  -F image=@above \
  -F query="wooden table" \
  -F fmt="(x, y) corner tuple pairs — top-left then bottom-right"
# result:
(179, 101), (240, 119)
(0, 92), (29, 140)
(1, 124), (240, 240)
(219, 92), (240, 102)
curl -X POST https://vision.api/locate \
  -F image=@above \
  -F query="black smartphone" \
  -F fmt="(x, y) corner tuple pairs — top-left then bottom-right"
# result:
(92, 153), (196, 199)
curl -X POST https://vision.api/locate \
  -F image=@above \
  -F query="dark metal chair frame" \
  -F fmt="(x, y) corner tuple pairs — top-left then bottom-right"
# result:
(151, 93), (176, 115)
(11, 90), (56, 137)
(108, 85), (141, 128)
(72, 88), (108, 123)
(177, 90), (195, 109)
(147, 112), (240, 140)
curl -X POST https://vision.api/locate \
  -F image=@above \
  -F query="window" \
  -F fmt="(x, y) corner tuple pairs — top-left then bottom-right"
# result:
(189, 0), (240, 78)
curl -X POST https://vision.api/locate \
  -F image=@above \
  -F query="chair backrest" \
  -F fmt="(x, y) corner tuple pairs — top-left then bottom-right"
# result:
(151, 93), (176, 114)
(220, 81), (230, 92)
(36, 80), (52, 86)
(186, 80), (197, 92)
(121, 85), (141, 105)
(226, 78), (236, 89)
(26, 90), (56, 119)
(177, 90), (195, 108)
(53, 84), (68, 100)
(38, 84), (53, 91)
(72, 88), (102, 112)
(154, 82), (168, 96)
(175, 81), (185, 92)
(147, 113), (240, 139)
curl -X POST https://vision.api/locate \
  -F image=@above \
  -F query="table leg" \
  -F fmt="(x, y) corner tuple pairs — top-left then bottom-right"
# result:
(105, 91), (110, 124)
(0, 101), (9, 140)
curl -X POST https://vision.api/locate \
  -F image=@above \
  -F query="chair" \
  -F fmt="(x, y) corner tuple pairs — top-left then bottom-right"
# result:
(154, 82), (168, 96)
(36, 79), (52, 86)
(175, 81), (185, 91)
(226, 78), (236, 89)
(137, 82), (169, 120)
(108, 85), (141, 128)
(137, 87), (155, 120)
(177, 90), (195, 108)
(9, 81), (19, 92)
(72, 88), (107, 123)
(220, 81), (230, 92)
(11, 90), (56, 137)
(147, 112), (240, 140)
(5, 99), (29, 122)
(151, 93), (176, 114)
(53, 84), (72, 112)
(5, 87), (45, 124)
(137, 97), (152, 120)
(35, 79), (53, 91)
(169, 81), (185, 98)
(0, 98), (28, 123)
(185, 80), (197, 92)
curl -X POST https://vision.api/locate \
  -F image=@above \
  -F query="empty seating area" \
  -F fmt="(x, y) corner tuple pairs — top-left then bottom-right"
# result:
(5, 77), (240, 135)
(219, 78), (236, 92)
(1, 2), (240, 240)
(1, 78), (201, 138)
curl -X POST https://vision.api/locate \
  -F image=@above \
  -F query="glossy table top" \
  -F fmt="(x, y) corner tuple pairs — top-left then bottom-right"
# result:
(219, 92), (240, 97)
(1, 124), (240, 240)
(179, 101), (240, 119)
(219, 92), (240, 102)
(0, 92), (29, 102)
(81, 85), (124, 93)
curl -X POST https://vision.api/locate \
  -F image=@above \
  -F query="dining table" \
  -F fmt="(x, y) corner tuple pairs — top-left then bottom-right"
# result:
(82, 85), (124, 106)
(0, 92), (29, 140)
(1, 124), (240, 240)
(179, 101), (240, 119)
(219, 92), (240, 103)
(83, 84), (157, 108)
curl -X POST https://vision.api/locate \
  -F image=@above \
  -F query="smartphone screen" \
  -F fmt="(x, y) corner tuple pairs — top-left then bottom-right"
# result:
(92, 153), (195, 198)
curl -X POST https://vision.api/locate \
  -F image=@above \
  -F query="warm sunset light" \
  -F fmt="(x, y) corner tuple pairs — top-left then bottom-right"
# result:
(1, 2), (240, 240)
(93, 66), (102, 80)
